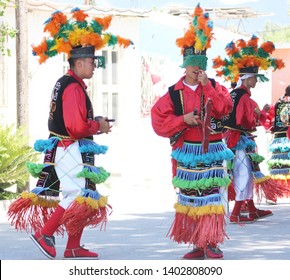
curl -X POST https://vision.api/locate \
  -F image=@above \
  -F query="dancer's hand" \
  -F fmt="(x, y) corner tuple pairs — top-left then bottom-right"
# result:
(97, 117), (112, 134)
(183, 111), (200, 126)
(262, 104), (270, 112)
(197, 70), (209, 86)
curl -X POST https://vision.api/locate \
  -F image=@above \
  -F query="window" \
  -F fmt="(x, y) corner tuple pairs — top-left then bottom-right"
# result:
(102, 92), (108, 116)
(62, 49), (120, 127)
(91, 49), (120, 127)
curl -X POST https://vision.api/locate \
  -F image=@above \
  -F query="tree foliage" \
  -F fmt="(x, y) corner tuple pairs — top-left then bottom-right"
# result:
(261, 21), (290, 43)
(0, 0), (17, 56)
(261, 1), (290, 43)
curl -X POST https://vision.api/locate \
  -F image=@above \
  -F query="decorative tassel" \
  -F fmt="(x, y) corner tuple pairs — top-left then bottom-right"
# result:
(166, 203), (189, 243)
(190, 213), (227, 249)
(269, 175), (290, 197)
(167, 202), (227, 248)
(34, 137), (59, 153)
(78, 139), (108, 154)
(77, 166), (110, 184)
(26, 162), (44, 178)
(253, 171), (288, 203)
(7, 190), (61, 234)
(233, 135), (256, 151)
(61, 189), (111, 236)
(172, 141), (234, 167)
(173, 175), (231, 190)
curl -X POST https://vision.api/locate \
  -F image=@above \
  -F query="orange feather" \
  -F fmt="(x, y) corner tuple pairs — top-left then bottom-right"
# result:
(117, 36), (132, 48)
(247, 36), (259, 48)
(260, 41), (275, 54)
(94, 15), (113, 30)
(72, 10), (88, 22)
(236, 39), (247, 49)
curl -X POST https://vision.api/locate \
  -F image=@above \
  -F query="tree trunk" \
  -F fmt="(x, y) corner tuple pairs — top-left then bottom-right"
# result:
(15, 0), (29, 131)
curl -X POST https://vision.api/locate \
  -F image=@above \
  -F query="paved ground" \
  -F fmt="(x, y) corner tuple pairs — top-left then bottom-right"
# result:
(1, 178), (290, 260)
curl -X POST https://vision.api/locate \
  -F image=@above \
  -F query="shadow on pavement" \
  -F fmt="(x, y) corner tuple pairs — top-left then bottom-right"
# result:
(1, 203), (290, 260)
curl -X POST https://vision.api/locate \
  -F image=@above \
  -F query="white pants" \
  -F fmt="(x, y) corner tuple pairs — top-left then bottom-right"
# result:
(54, 142), (86, 209)
(233, 149), (253, 201)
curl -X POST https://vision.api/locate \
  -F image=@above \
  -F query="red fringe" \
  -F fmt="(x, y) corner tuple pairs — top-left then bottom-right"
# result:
(61, 202), (112, 236)
(167, 213), (189, 243)
(7, 197), (63, 235)
(228, 178), (289, 203)
(270, 178), (290, 198)
(167, 212), (227, 249)
(254, 178), (289, 203)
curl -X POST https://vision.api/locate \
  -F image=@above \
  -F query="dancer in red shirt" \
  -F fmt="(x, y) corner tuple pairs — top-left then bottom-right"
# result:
(213, 35), (285, 223)
(151, 4), (233, 260)
(8, 8), (133, 259)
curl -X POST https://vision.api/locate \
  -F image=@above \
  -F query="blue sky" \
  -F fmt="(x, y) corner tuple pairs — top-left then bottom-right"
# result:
(100, 0), (289, 35)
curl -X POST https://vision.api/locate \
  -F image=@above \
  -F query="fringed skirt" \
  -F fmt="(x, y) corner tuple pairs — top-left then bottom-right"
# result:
(230, 135), (287, 203)
(8, 137), (111, 236)
(267, 133), (290, 197)
(168, 140), (234, 248)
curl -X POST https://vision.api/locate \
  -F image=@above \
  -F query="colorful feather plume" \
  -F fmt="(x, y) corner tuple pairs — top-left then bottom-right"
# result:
(212, 35), (285, 82)
(32, 7), (133, 64)
(176, 3), (214, 54)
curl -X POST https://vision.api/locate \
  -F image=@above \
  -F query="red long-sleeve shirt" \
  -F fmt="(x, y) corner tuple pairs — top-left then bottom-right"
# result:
(263, 104), (275, 131)
(151, 76), (233, 144)
(235, 85), (267, 130)
(62, 70), (99, 139)
(225, 85), (268, 148)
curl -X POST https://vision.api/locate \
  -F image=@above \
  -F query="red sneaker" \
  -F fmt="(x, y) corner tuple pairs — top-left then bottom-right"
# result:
(30, 231), (56, 259)
(205, 246), (223, 259)
(182, 248), (205, 260)
(64, 246), (99, 259)
(249, 209), (273, 220)
(230, 215), (254, 224)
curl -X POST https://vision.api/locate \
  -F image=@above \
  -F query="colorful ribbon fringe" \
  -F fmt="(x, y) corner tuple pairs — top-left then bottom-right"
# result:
(61, 189), (111, 236)
(7, 190), (63, 235)
(167, 194), (227, 248)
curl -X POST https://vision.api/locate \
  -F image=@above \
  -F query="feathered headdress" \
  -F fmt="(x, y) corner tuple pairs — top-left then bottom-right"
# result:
(176, 3), (214, 70)
(212, 35), (285, 83)
(32, 7), (134, 65)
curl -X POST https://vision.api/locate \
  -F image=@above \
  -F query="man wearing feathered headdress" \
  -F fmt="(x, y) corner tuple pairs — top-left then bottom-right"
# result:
(8, 8), (133, 260)
(213, 35), (285, 224)
(151, 3), (233, 260)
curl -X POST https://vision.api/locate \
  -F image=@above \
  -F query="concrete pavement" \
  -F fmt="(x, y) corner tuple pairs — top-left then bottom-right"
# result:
(1, 178), (290, 260)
